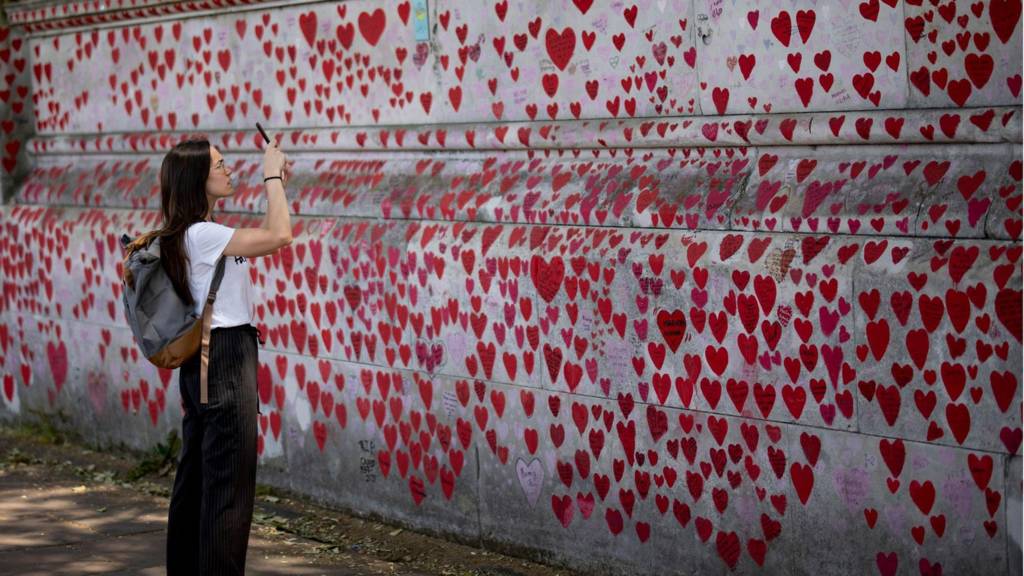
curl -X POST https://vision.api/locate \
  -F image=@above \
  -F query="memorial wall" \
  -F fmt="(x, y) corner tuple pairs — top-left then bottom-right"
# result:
(0, 1), (1020, 574)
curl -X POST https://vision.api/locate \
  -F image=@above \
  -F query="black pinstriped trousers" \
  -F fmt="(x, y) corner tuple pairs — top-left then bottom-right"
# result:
(167, 323), (261, 575)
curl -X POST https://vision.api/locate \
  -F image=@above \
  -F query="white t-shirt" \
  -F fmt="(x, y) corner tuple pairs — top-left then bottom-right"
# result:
(185, 221), (255, 329)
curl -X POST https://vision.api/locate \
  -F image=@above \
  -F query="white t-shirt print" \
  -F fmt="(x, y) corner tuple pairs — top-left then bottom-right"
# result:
(185, 221), (255, 329)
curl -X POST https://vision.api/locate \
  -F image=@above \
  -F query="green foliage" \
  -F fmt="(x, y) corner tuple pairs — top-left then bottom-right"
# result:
(10, 409), (68, 445)
(125, 429), (180, 481)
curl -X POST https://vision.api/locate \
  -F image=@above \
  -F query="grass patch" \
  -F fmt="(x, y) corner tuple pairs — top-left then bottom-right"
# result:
(125, 429), (180, 481)
(3, 410), (69, 445)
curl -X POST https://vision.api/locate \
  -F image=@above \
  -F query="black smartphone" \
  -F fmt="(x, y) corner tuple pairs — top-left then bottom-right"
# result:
(256, 122), (271, 144)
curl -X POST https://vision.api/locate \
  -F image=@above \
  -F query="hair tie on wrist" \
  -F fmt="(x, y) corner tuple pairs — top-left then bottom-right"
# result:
(263, 176), (282, 182)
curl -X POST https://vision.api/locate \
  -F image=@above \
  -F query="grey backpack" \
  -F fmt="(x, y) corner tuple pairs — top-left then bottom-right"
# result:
(120, 229), (226, 404)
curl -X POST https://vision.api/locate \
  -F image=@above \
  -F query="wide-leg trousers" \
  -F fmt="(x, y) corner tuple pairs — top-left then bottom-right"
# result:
(167, 323), (262, 575)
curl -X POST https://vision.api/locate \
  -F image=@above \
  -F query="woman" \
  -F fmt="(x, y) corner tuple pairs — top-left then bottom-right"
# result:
(160, 133), (293, 575)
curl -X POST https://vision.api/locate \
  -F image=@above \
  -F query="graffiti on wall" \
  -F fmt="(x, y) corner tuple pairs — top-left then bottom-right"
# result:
(1, 0), (1022, 574)
(3, 142), (1021, 573)
(26, 0), (1022, 134)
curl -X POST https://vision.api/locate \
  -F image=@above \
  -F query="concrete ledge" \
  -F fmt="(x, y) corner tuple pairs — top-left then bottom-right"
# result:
(25, 107), (1023, 155)
(14, 142), (1023, 241)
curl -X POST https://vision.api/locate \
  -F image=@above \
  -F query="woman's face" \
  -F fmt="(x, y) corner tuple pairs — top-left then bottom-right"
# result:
(205, 146), (234, 200)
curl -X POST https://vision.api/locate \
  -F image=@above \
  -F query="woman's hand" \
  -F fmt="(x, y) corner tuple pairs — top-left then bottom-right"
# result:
(281, 156), (295, 188)
(263, 134), (287, 180)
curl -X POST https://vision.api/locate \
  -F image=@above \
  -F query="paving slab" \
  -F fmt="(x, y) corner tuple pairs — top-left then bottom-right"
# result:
(0, 425), (577, 576)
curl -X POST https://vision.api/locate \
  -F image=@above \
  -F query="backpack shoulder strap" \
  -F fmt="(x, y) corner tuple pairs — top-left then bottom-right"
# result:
(199, 255), (228, 405)
(207, 255), (228, 302)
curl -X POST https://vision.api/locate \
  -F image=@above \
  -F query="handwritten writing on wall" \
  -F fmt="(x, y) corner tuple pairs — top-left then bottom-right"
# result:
(1, 0), (1022, 575)
(26, 1), (1022, 134)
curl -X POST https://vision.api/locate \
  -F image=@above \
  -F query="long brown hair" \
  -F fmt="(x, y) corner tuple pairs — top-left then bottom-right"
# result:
(153, 138), (215, 308)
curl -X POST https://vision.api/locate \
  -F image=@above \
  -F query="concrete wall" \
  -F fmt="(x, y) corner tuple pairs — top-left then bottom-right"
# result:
(0, 1), (1020, 574)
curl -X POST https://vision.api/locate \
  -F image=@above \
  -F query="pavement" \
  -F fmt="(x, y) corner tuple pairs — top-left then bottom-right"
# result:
(0, 422), (577, 576)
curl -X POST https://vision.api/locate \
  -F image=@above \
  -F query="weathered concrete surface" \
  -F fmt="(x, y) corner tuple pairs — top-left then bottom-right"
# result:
(0, 1), (1021, 575)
